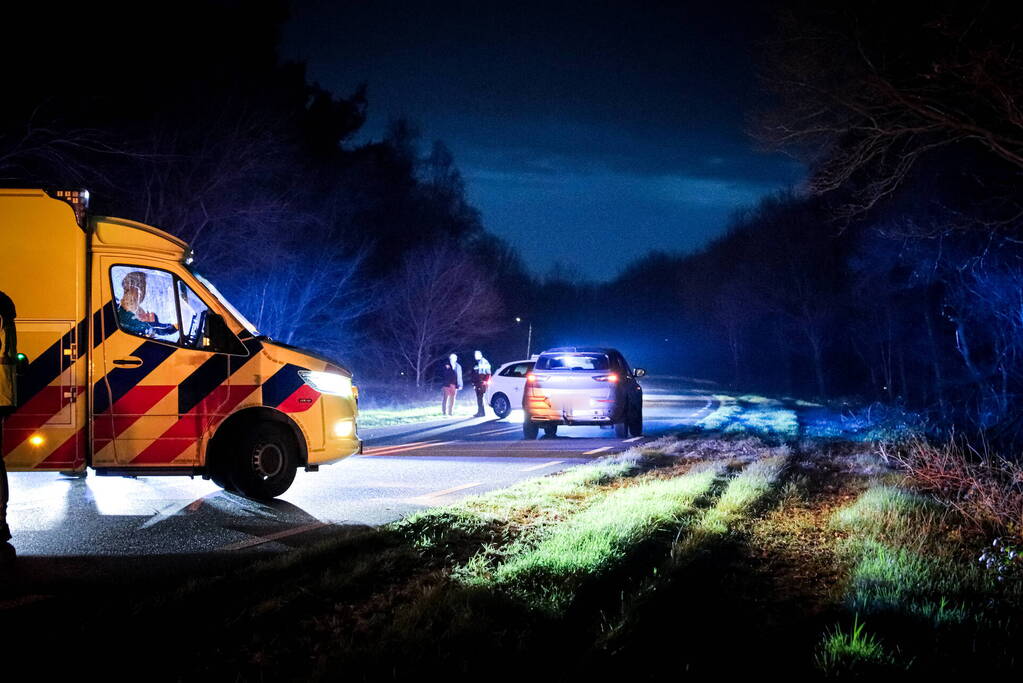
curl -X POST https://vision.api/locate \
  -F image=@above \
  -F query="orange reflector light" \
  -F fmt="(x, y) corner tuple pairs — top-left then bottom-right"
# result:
(29, 434), (45, 447)
(526, 373), (536, 383)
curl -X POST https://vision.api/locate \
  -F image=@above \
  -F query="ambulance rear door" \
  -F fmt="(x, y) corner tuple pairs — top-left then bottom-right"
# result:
(0, 190), (88, 471)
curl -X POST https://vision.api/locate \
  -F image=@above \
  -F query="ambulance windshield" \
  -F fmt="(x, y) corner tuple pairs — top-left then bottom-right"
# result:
(190, 271), (260, 336)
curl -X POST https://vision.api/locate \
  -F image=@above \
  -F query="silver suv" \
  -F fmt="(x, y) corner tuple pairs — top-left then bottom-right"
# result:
(522, 347), (645, 439)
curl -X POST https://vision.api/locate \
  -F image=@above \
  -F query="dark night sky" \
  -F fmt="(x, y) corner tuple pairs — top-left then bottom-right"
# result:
(282, 0), (803, 280)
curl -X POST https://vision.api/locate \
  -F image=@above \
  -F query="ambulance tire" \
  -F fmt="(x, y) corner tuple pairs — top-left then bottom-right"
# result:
(230, 422), (298, 500)
(207, 454), (237, 493)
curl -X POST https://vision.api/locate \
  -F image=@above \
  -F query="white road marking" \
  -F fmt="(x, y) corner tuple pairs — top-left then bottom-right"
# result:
(475, 426), (520, 436)
(412, 481), (483, 501)
(624, 436), (644, 443)
(362, 440), (456, 456)
(519, 460), (564, 472)
(139, 497), (207, 529)
(219, 522), (328, 551)
(582, 446), (613, 455)
(362, 440), (432, 454)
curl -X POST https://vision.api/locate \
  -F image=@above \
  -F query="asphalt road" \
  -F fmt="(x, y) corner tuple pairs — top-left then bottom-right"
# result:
(2, 379), (717, 588)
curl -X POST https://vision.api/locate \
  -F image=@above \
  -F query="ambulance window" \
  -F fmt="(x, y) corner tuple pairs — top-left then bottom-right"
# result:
(177, 280), (211, 349)
(110, 265), (182, 345)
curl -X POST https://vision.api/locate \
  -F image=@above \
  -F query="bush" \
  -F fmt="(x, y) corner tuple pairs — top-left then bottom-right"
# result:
(881, 438), (1023, 539)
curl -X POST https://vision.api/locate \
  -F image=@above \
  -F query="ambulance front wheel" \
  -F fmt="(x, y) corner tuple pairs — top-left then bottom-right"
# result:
(229, 422), (298, 500)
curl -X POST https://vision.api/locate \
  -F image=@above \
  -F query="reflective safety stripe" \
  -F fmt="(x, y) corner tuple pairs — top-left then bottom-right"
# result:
(92, 341), (177, 416)
(92, 384), (177, 452)
(177, 353), (231, 415)
(2, 387), (71, 456)
(130, 384), (258, 464)
(261, 364), (306, 407)
(3, 315), (86, 456)
(126, 339), (263, 464)
(276, 383), (320, 413)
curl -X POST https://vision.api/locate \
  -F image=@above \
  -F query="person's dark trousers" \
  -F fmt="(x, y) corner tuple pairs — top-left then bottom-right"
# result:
(0, 454), (8, 543)
(0, 414), (9, 544)
(474, 386), (486, 416)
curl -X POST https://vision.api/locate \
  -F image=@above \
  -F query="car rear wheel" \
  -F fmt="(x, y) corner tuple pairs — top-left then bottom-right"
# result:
(523, 420), (540, 439)
(628, 403), (643, 437)
(491, 393), (511, 419)
(543, 423), (558, 437)
(614, 408), (630, 438)
(229, 422), (298, 500)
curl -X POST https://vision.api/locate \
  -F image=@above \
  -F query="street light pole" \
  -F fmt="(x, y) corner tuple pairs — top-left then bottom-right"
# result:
(516, 317), (533, 358)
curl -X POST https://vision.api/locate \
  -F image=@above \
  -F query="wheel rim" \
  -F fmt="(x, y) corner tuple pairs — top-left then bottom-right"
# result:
(252, 442), (285, 480)
(494, 396), (509, 414)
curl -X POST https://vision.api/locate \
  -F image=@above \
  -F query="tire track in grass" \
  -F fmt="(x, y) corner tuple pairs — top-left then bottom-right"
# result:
(672, 453), (790, 561)
(394, 449), (655, 553)
(457, 461), (728, 613)
(594, 451), (791, 656)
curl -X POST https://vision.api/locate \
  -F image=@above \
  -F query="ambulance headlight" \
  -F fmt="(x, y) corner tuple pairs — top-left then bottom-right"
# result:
(333, 419), (355, 438)
(298, 370), (353, 396)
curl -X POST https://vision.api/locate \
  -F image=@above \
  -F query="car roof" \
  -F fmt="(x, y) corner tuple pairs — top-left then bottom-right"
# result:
(541, 347), (618, 355)
(497, 358), (536, 368)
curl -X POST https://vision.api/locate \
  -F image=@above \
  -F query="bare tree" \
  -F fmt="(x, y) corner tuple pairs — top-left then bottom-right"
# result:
(230, 246), (371, 356)
(0, 104), (140, 186)
(382, 244), (504, 386)
(756, 3), (1023, 218)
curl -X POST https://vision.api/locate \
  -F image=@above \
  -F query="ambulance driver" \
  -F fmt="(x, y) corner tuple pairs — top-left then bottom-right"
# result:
(117, 271), (178, 339)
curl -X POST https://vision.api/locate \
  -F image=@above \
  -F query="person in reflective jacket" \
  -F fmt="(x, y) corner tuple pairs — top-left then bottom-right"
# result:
(470, 350), (492, 417)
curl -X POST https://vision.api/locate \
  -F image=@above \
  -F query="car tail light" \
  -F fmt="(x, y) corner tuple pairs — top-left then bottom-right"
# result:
(594, 373), (618, 383)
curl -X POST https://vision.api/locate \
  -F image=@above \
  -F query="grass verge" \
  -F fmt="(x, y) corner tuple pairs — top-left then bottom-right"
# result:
(823, 481), (1023, 674)
(358, 404), (455, 427)
(458, 461), (723, 612)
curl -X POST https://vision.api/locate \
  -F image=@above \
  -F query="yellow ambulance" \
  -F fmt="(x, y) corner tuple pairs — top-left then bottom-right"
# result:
(0, 189), (361, 499)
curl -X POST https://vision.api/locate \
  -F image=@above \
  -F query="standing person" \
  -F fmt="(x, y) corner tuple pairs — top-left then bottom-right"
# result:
(449, 353), (463, 414)
(470, 350), (492, 417)
(0, 290), (17, 562)
(441, 361), (458, 416)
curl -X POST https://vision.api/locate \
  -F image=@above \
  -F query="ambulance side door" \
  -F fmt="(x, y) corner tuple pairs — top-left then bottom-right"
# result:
(93, 261), (232, 467)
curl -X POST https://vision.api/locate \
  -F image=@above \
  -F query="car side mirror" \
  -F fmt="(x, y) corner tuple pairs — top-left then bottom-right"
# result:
(635, 368), (646, 378)
(203, 313), (246, 355)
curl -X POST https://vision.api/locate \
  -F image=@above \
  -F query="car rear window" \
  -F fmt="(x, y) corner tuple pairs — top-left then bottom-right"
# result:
(500, 362), (534, 378)
(535, 353), (609, 371)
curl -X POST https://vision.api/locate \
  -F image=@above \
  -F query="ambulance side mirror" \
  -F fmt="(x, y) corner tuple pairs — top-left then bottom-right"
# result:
(203, 313), (246, 355)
